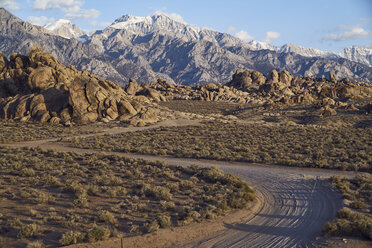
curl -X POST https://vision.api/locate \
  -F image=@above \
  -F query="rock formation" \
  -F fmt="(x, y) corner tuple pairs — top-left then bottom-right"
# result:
(143, 69), (372, 116)
(0, 47), (161, 125)
(226, 69), (372, 105)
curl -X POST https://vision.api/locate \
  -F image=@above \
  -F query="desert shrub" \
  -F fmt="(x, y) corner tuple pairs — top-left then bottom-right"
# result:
(97, 210), (117, 225)
(20, 168), (36, 177)
(73, 197), (88, 208)
(18, 224), (40, 239)
(87, 184), (100, 196)
(59, 231), (85, 246)
(128, 223), (139, 234)
(26, 240), (44, 248)
(87, 226), (110, 242)
(350, 199), (367, 210)
(160, 201), (176, 210)
(325, 208), (372, 239)
(36, 192), (55, 205)
(156, 215), (171, 228)
(44, 176), (62, 187)
(63, 180), (81, 193)
(144, 219), (159, 233)
(141, 184), (172, 201)
(327, 175), (372, 240)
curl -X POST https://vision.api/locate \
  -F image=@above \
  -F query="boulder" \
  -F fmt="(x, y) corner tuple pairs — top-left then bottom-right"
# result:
(125, 78), (140, 95)
(269, 70), (279, 83)
(322, 105), (337, 117)
(279, 70), (293, 86)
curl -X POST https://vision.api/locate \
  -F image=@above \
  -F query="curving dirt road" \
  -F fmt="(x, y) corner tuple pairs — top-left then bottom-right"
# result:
(100, 154), (353, 248)
(2, 120), (361, 248)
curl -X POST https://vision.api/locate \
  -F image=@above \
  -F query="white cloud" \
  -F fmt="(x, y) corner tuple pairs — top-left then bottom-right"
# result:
(28, 15), (55, 26)
(324, 25), (372, 41)
(31, 0), (100, 21)
(64, 8), (100, 20)
(235, 30), (254, 42)
(0, 0), (20, 10)
(226, 26), (236, 33)
(31, 0), (83, 10)
(154, 10), (186, 24)
(264, 31), (280, 43)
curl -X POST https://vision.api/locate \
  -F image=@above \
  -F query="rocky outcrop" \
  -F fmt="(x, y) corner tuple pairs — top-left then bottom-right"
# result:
(142, 70), (372, 116)
(0, 47), (160, 125)
(226, 69), (372, 105)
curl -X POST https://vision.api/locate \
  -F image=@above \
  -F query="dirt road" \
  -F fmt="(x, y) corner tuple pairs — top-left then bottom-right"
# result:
(2, 120), (360, 248)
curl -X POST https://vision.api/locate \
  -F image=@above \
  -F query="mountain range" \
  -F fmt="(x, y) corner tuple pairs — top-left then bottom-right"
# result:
(1, 8), (372, 85)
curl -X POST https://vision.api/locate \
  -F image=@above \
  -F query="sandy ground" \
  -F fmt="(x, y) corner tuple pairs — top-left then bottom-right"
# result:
(2, 119), (370, 248)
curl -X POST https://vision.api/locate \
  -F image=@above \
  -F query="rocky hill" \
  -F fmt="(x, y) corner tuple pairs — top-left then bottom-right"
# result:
(0, 47), (164, 125)
(1, 8), (372, 86)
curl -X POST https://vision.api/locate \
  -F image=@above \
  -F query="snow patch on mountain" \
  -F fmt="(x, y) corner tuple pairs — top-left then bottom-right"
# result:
(44, 13), (372, 68)
(339, 46), (372, 67)
(44, 19), (86, 39)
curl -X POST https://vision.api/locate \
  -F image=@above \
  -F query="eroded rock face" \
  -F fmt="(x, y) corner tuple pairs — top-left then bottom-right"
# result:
(0, 47), (160, 125)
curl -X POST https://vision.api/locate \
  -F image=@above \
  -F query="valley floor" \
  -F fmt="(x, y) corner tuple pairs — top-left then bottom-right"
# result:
(2, 119), (370, 248)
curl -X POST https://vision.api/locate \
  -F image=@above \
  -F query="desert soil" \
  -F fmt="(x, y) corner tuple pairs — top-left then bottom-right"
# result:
(2, 119), (370, 248)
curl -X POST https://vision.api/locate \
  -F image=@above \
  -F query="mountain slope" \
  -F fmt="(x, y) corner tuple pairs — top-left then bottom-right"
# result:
(88, 13), (372, 84)
(339, 46), (372, 67)
(1, 8), (371, 85)
(0, 8), (175, 85)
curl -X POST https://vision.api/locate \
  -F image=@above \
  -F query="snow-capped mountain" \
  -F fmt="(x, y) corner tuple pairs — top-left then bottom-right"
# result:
(277, 43), (338, 58)
(1, 8), (371, 85)
(102, 13), (372, 69)
(105, 13), (250, 48)
(110, 14), (213, 41)
(339, 46), (372, 67)
(247, 40), (372, 68)
(247, 40), (277, 51)
(44, 19), (86, 39)
(248, 41), (337, 58)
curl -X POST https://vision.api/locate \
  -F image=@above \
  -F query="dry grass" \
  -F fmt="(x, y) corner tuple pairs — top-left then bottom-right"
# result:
(0, 146), (254, 247)
(67, 121), (372, 172)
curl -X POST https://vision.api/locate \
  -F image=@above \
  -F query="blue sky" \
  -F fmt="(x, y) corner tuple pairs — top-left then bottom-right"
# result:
(1, 0), (371, 52)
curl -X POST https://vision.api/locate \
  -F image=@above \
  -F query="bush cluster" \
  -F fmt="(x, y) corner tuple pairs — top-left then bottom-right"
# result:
(69, 122), (372, 172)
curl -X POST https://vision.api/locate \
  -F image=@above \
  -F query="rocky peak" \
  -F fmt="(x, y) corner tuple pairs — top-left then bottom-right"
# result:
(44, 19), (86, 39)
(247, 40), (277, 51)
(108, 13), (209, 41)
(0, 7), (11, 17)
(278, 43), (337, 58)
